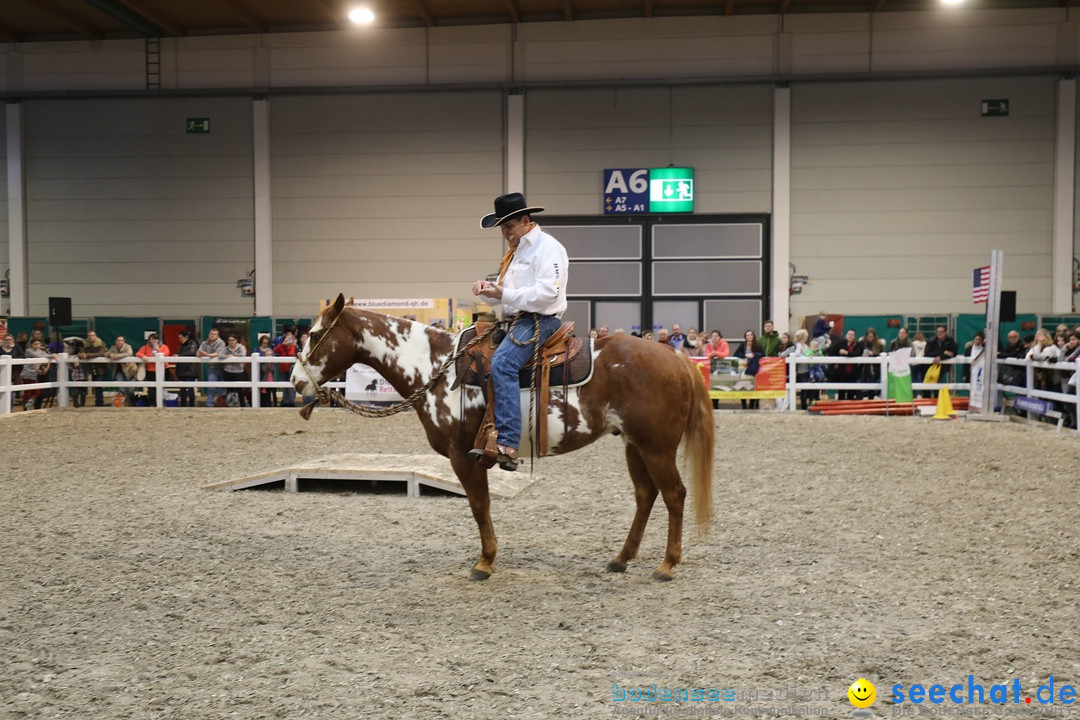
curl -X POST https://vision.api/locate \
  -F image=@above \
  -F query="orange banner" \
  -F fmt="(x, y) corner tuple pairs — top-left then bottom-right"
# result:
(754, 357), (787, 391)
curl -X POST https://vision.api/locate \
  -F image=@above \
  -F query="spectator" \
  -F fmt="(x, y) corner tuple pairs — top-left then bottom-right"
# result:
(219, 333), (248, 407)
(252, 335), (278, 407)
(889, 327), (912, 352)
(174, 329), (199, 407)
(963, 331), (985, 383)
(737, 329), (763, 410)
(829, 328), (860, 400)
(668, 324), (686, 352)
(776, 331), (792, 357)
(597, 326), (609, 339)
(107, 335), (136, 405)
(1059, 332), (1080, 429)
(135, 333), (171, 405)
(197, 327), (226, 407)
(1026, 328), (1060, 391)
(682, 327), (702, 356)
(702, 330), (729, 360)
(855, 327), (885, 398)
(811, 312), (833, 352)
(657, 328), (670, 345)
(998, 329), (1026, 387)
(78, 330), (109, 407)
(588, 328), (598, 339)
(643, 332), (653, 341)
(911, 331), (928, 397)
(2, 334), (25, 403)
(759, 320), (781, 357)
(1, 332), (24, 360)
(68, 348), (87, 409)
(274, 331), (299, 408)
(20, 339), (51, 410)
(924, 325), (958, 394)
(804, 337), (827, 409)
(782, 329), (811, 410)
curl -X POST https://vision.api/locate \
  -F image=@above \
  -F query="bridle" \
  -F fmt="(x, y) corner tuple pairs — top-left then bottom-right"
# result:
(294, 310), (499, 421)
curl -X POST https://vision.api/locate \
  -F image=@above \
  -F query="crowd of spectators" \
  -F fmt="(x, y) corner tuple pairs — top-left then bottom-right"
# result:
(3, 317), (1079, 419)
(583, 315), (1080, 421)
(0, 324), (305, 411)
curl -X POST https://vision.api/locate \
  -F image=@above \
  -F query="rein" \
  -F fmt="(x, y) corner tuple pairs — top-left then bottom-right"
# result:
(297, 320), (499, 421)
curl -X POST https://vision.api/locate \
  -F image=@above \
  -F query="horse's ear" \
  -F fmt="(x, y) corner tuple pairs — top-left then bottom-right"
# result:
(347, 296), (355, 307)
(330, 293), (346, 317)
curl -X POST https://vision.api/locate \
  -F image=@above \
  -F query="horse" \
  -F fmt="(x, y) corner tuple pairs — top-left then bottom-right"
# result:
(292, 293), (715, 581)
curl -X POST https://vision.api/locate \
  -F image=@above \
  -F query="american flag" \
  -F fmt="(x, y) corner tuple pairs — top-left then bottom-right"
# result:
(972, 265), (990, 303)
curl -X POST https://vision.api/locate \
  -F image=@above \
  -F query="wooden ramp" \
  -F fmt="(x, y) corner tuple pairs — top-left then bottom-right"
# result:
(203, 453), (537, 499)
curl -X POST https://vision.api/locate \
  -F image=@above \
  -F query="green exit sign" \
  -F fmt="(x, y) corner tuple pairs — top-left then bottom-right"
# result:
(649, 167), (694, 213)
(981, 99), (1008, 117)
(186, 117), (210, 134)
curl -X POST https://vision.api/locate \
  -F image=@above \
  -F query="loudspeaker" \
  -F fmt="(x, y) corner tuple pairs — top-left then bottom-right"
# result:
(1000, 291), (1016, 323)
(49, 296), (72, 327)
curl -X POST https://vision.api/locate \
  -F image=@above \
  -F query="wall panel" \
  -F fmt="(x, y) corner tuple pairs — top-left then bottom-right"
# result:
(23, 97), (254, 317)
(269, 92), (504, 316)
(789, 76), (1056, 318)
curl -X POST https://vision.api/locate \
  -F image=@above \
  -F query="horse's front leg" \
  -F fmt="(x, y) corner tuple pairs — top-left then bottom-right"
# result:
(449, 448), (497, 580)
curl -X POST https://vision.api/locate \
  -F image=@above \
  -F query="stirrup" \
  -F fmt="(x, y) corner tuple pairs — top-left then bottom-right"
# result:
(496, 444), (519, 472)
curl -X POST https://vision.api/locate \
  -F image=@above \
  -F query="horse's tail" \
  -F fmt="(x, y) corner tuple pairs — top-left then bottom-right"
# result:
(680, 353), (715, 534)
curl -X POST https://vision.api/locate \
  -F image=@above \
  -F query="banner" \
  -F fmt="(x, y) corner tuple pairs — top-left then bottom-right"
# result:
(345, 364), (404, 403)
(887, 348), (914, 403)
(969, 348), (984, 410)
(754, 357), (786, 391)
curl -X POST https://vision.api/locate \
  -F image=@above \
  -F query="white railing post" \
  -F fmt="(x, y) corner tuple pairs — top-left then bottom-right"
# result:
(56, 353), (69, 407)
(250, 356), (260, 409)
(0, 357), (11, 415)
(786, 356), (796, 412)
(154, 354), (165, 408)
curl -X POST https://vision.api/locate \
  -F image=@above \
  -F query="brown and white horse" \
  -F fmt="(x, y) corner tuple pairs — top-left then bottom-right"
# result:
(292, 293), (715, 581)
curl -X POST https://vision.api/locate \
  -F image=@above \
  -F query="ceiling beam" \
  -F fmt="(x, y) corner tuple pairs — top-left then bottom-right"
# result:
(411, 0), (435, 26)
(110, 0), (183, 36)
(505, 0), (520, 24)
(873, 0), (888, 10)
(563, 1), (574, 21)
(779, 0), (793, 13)
(219, 0), (266, 33)
(309, 0), (350, 29)
(644, 0), (654, 18)
(724, 0), (736, 17)
(27, 0), (104, 40)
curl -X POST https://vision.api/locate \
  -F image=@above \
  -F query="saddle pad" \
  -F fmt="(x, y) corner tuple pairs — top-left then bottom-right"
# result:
(454, 326), (595, 390)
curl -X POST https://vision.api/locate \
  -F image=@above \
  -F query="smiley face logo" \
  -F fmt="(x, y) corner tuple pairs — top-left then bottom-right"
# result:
(848, 678), (877, 708)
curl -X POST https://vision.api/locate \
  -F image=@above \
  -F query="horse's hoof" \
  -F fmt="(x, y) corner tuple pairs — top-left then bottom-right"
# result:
(651, 568), (674, 582)
(606, 561), (627, 573)
(470, 566), (492, 581)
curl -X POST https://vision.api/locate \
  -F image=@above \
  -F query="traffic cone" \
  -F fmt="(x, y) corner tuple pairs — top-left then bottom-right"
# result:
(933, 386), (954, 420)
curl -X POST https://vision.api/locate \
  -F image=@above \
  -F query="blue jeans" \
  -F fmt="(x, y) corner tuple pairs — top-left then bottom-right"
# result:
(205, 368), (222, 406)
(492, 313), (563, 450)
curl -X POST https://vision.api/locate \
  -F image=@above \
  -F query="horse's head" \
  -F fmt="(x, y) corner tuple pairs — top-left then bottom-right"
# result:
(291, 293), (355, 401)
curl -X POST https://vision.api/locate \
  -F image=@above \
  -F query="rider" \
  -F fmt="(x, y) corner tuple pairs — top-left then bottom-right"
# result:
(470, 192), (568, 471)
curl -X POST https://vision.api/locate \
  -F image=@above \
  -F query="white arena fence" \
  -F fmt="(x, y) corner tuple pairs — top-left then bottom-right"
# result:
(1, 353), (1077, 428)
(0, 355), (338, 413)
(781, 354), (1078, 428)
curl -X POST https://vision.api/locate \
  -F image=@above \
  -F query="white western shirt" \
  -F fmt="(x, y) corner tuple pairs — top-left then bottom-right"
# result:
(497, 224), (569, 318)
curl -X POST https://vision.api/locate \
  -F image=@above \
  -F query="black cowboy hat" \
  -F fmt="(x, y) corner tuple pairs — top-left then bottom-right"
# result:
(480, 192), (545, 229)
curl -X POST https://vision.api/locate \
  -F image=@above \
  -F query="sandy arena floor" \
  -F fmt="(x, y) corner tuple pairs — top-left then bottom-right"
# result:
(1, 408), (1077, 719)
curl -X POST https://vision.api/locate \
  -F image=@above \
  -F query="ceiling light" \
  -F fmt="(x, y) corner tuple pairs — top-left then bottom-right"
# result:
(940, 0), (967, 5)
(348, 7), (376, 24)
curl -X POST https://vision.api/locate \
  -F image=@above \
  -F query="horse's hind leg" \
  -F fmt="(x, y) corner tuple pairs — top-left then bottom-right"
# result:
(641, 449), (686, 581)
(608, 443), (659, 573)
(449, 449), (498, 580)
